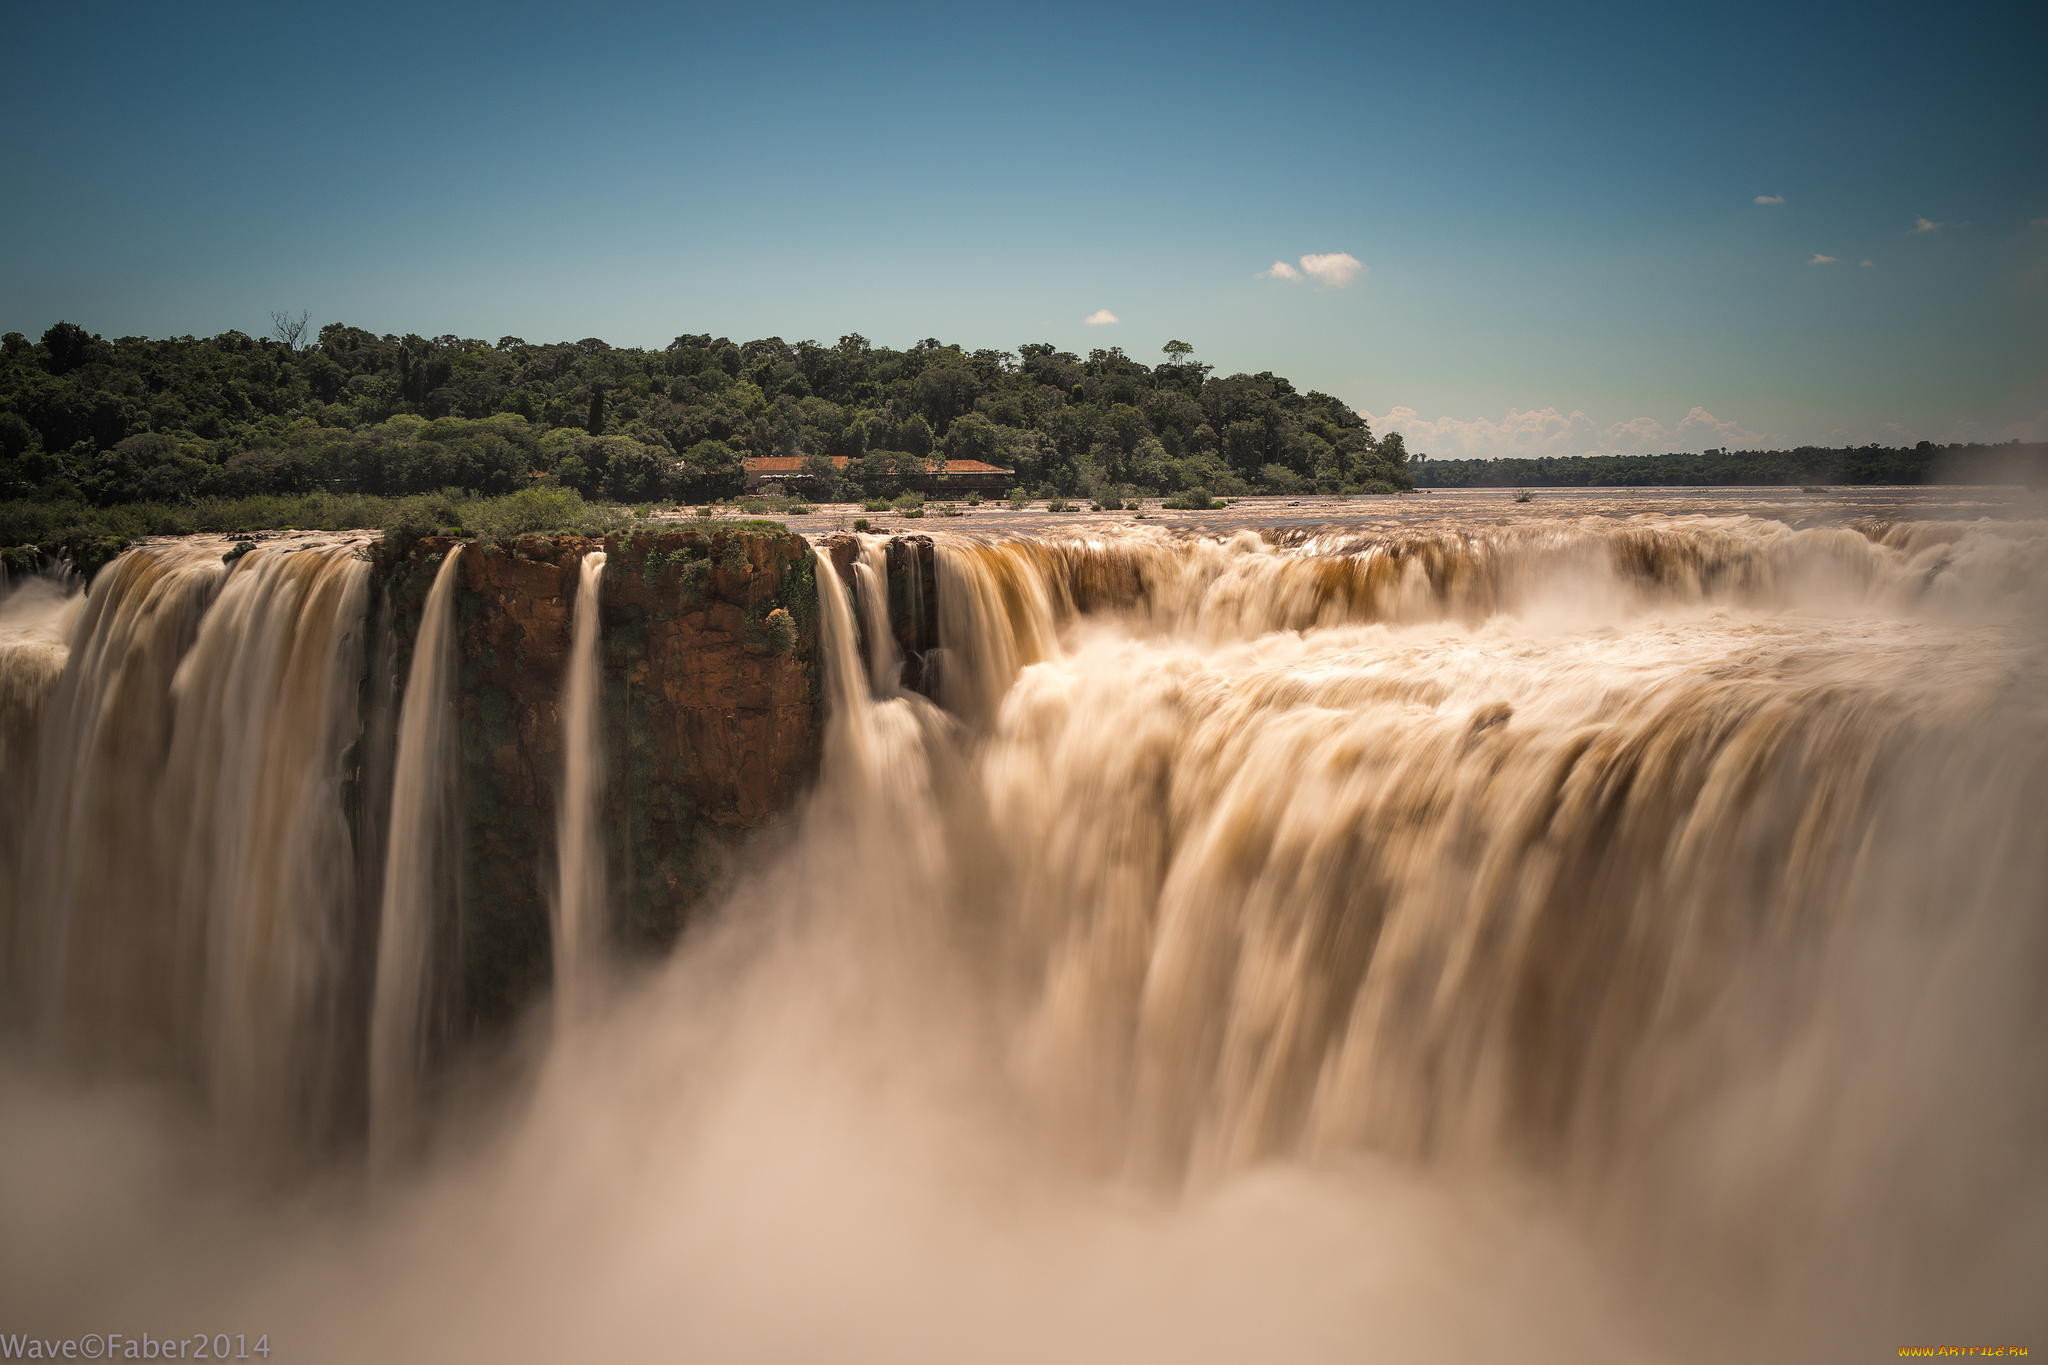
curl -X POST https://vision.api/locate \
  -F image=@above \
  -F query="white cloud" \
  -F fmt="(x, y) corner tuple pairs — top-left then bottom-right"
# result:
(1364, 405), (1768, 460)
(1809, 253), (1842, 265)
(1261, 253), (1366, 288)
(1083, 309), (1118, 326)
(1673, 406), (1765, 447)
(1754, 194), (1785, 205)
(1911, 216), (1943, 234)
(1298, 252), (1364, 287)
(1604, 416), (1669, 447)
(1859, 258), (1875, 268)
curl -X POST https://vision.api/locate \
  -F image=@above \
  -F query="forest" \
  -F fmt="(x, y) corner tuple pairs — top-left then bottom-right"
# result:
(0, 321), (1411, 508)
(1412, 443), (2045, 488)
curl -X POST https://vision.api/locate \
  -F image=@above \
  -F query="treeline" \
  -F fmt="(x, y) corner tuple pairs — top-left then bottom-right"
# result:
(0, 486), (640, 579)
(1412, 443), (2046, 488)
(0, 322), (1411, 506)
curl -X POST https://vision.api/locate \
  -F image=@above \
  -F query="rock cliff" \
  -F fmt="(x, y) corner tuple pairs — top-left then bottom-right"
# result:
(377, 524), (821, 1037)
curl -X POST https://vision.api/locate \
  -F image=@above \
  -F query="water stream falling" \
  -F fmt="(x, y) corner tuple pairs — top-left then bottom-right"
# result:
(852, 536), (903, 696)
(552, 550), (608, 1025)
(5, 540), (374, 1152)
(368, 544), (464, 1167)
(0, 503), (2042, 1362)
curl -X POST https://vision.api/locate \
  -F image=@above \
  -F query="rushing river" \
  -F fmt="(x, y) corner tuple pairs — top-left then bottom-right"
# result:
(1, 493), (2044, 1363)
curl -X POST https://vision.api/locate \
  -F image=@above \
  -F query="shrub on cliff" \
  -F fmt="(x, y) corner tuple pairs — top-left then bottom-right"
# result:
(461, 486), (631, 544)
(758, 607), (798, 655)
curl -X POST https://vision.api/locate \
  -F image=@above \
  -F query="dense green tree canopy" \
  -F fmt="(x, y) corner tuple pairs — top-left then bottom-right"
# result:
(0, 323), (1411, 505)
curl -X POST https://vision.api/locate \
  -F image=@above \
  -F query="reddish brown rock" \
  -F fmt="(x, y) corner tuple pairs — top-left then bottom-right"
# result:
(379, 525), (821, 1033)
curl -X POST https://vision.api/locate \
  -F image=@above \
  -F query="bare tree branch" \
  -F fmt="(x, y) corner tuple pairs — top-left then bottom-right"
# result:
(270, 310), (310, 351)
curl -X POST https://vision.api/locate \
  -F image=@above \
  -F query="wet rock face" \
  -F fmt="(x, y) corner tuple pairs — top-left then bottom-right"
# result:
(818, 533), (939, 696)
(379, 526), (821, 1035)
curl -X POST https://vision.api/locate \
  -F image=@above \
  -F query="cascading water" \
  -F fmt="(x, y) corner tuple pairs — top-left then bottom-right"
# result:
(819, 523), (2042, 1170)
(552, 550), (608, 1025)
(905, 522), (2047, 1184)
(3, 539), (373, 1152)
(368, 544), (464, 1166)
(852, 535), (903, 696)
(0, 503), (2041, 1362)
(160, 546), (372, 1149)
(0, 572), (80, 926)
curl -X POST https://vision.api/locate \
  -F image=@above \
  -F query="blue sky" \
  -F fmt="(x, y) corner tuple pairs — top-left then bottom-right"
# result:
(5, 0), (2043, 456)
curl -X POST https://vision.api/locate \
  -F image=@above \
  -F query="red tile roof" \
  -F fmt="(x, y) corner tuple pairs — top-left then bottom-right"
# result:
(743, 456), (833, 472)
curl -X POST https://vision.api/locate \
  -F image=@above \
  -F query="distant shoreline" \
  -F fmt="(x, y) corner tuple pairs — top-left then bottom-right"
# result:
(1411, 442), (2045, 489)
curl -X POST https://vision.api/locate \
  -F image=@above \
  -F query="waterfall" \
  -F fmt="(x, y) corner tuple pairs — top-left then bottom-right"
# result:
(368, 544), (465, 1166)
(2, 508), (2043, 1359)
(852, 535), (902, 696)
(0, 572), (80, 941)
(552, 550), (608, 1024)
(813, 552), (885, 784)
(797, 516), (2048, 1198)
(2, 539), (372, 1151)
(16, 545), (229, 1046)
(162, 546), (372, 1148)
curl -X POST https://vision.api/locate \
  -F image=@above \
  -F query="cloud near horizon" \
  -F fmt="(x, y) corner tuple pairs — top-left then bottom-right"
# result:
(1261, 253), (1364, 287)
(1082, 309), (1118, 326)
(1364, 405), (1769, 459)
(1911, 217), (1944, 234)
(1299, 252), (1363, 286)
(1809, 253), (1842, 265)
(1754, 194), (1785, 204)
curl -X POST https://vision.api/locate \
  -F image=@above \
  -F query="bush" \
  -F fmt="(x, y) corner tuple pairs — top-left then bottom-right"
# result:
(461, 486), (628, 544)
(1356, 479), (1398, 495)
(890, 491), (925, 513)
(694, 505), (714, 518)
(1006, 488), (1030, 507)
(965, 490), (985, 506)
(759, 607), (798, 655)
(901, 506), (925, 519)
(935, 504), (963, 517)
(1163, 488), (1217, 510)
(852, 517), (872, 533)
(1046, 498), (1074, 512)
(0, 488), (644, 561)
(862, 499), (891, 512)
(737, 494), (813, 516)
(1258, 463), (1304, 494)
